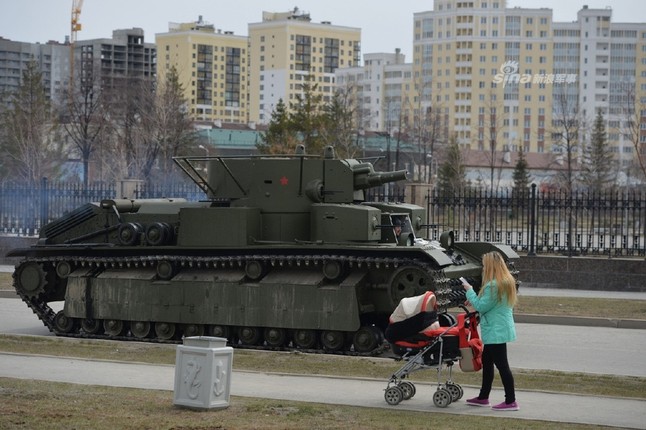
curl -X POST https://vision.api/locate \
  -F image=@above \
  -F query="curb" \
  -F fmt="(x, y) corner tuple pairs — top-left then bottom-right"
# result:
(514, 313), (646, 330)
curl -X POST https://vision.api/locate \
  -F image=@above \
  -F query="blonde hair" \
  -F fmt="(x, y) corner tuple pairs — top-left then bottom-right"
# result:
(479, 251), (517, 307)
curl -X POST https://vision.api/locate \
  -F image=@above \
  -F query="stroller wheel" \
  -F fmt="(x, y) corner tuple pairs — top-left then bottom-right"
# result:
(445, 382), (463, 401)
(398, 381), (416, 400)
(384, 386), (404, 405)
(433, 388), (453, 408)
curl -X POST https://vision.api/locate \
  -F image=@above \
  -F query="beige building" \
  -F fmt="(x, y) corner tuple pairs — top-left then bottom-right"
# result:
(412, 0), (646, 181)
(248, 8), (361, 124)
(156, 17), (249, 124)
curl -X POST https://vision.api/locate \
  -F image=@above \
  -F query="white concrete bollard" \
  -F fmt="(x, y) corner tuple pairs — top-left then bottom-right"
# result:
(173, 336), (233, 409)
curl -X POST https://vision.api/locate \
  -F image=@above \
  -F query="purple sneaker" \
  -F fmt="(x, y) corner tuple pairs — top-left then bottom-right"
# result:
(466, 397), (490, 407)
(492, 401), (519, 411)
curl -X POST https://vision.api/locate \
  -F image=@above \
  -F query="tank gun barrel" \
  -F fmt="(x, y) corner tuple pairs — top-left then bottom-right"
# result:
(353, 167), (408, 190)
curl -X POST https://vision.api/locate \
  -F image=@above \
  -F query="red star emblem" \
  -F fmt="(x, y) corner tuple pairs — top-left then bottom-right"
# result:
(280, 176), (288, 186)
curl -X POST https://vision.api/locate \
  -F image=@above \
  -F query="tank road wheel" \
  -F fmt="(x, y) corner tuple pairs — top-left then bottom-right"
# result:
(433, 388), (453, 408)
(15, 262), (47, 298)
(320, 330), (345, 352)
(117, 222), (142, 246)
(238, 327), (262, 345)
(264, 328), (288, 347)
(154, 322), (176, 340)
(130, 321), (152, 339)
(156, 261), (176, 280)
(183, 324), (204, 338)
(104, 319), (125, 337)
(389, 266), (431, 305)
(353, 326), (382, 353)
(293, 329), (318, 349)
(146, 222), (173, 246)
(55, 261), (73, 279)
(209, 325), (230, 340)
(322, 260), (345, 281)
(81, 319), (103, 335)
(384, 386), (404, 406)
(54, 311), (76, 333)
(245, 261), (267, 281)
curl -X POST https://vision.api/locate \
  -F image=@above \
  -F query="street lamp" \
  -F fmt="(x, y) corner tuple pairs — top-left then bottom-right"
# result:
(426, 153), (433, 183)
(198, 144), (209, 157)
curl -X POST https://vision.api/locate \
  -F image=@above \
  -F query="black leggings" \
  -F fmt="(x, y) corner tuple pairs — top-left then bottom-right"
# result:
(478, 343), (516, 403)
(384, 311), (438, 343)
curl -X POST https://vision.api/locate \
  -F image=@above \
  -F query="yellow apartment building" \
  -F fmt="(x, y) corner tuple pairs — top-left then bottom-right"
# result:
(248, 8), (361, 124)
(156, 17), (249, 124)
(411, 0), (646, 177)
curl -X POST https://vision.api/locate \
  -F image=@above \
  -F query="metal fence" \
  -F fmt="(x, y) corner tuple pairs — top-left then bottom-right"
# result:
(424, 185), (646, 257)
(1, 180), (644, 256)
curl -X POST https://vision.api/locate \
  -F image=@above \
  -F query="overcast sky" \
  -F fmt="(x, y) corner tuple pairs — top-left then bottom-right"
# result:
(1, 1), (641, 60)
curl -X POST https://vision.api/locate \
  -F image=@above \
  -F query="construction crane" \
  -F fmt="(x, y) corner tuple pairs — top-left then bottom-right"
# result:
(70, 0), (83, 85)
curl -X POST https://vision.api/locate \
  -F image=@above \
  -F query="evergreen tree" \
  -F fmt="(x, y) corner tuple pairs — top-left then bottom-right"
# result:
(581, 111), (616, 192)
(321, 89), (358, 158)
(512, 146), (532, 193)
(257, 99), (299, 154)
(289, 79), (326, 155)
(437, 135), (466, 195)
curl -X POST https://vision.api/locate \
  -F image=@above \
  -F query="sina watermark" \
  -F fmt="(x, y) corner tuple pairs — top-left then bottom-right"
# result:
(493, 60), (577, 87)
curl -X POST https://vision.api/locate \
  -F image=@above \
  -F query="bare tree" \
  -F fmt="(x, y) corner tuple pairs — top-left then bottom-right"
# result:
(139, 66), (196, 183)
(101, 76), (156, 181)
(551, 88), (584, 256)
(60, 64), (107, 185)
(478, 89), (505, 196)
(405, 77), (447, 183)
(620, 85), (646, 183)
(551, 88), (584, 193)
(0, 60), (65, 185)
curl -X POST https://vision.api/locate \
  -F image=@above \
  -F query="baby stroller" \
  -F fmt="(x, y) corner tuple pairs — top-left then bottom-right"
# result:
(383, 291), (482, 408)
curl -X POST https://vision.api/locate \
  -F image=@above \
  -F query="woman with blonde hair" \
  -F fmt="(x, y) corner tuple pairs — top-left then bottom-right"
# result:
(461, 251), (519, 411)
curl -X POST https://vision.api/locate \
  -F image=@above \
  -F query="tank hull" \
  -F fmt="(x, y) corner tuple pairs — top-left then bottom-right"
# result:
(10, 240), (513, 353)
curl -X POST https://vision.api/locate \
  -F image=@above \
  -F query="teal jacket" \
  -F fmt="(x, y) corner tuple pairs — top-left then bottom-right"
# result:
(466, 281), (516, 345)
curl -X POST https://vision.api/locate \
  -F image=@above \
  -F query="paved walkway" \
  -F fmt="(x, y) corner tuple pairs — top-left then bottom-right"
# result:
(0, 352), (644, 429)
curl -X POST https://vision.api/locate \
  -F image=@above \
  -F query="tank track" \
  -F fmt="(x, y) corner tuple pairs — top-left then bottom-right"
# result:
(13, 253), (466, 357)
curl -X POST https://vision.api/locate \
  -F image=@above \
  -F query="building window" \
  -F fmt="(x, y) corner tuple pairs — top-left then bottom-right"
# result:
(295, 34), (311, 71)
(225, 47), (241, 107)
(324, 37), (339, 73)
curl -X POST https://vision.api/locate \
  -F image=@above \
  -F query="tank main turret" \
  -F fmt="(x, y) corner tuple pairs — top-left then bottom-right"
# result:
(191, 145), (407, 206)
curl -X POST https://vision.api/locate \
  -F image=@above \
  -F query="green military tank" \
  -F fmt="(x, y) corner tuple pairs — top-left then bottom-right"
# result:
(8, 145), (518, 354)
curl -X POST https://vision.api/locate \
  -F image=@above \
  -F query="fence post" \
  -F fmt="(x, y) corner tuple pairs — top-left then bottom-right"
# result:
(528, 183), (536, 256)
(40, 177), (49, 232)
(426, 188), (433, 240)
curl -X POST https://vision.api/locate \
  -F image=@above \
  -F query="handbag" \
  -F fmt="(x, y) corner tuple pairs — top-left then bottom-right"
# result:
(459, 312), (483, 372)
(459, 338), (483, 372)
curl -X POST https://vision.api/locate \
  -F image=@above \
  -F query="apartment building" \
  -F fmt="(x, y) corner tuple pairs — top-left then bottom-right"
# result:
(336, 49), (412, 132)
(411, 0), (646, 173)
(156, 17), (249, 124)
(248, 8), (361, 124)
(75, 28), (156, 91)
(0, 37), (69, 103)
